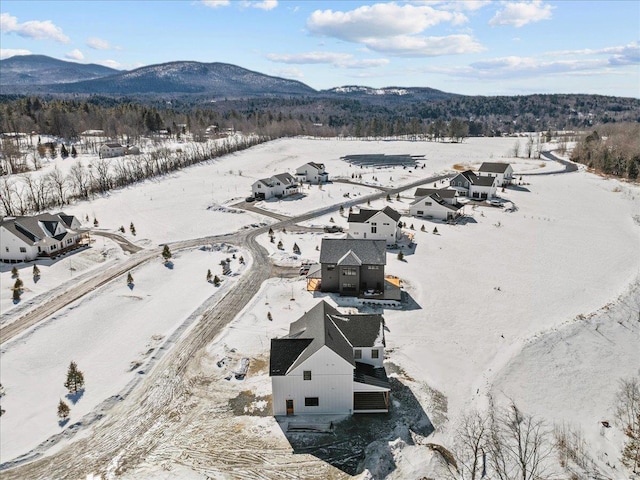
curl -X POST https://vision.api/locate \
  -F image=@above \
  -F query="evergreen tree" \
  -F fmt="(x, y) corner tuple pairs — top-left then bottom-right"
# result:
(339, 205), (344, 215)
(293, 243), (301, 254)
(162, 245), (172, 261)
(433, 227), (439, 234)
(206, 269), (213, 282)
(33, 265), (40, 278)
(396, 193), (400, 200)
(57, 399), (70, 420)
(13, 278), (23, 292)
(267, 312), (273, 321)
(60, 144), (69, 158)
(410, 224), (415, 230)
(239, 256), (245, 264)
(268, 227), (274, 236)
(421, 225), (426, 232)
(277, 240), (284, 250)
(130, 222), (136, 236)
(11, 266), (18, 278)
(93, 218), (99, 227)
(12, 286), (21, 302)
(213, 275), (221, 286)
(71, 145), (77, 158)
(127, 272), (134, 285)
(397, 250), (404, 261)
(119, 225), (125, 233)
(386, 194), (391, 201)
(64, 361), (85, 394)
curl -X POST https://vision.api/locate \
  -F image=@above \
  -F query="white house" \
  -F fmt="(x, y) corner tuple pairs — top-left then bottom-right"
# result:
(251, 173), (300, 200)
(478, 162), (514, 187)
(449, 170), (497, 199)
(296, 162), (329, 184)
(347, 206), (402, 245)
(99, 142), (125, 158)
(270, 300), (389, 416)
(414, 187), (459, 205)
(409, 192), (464, 221)
(0, 213), (84, 263)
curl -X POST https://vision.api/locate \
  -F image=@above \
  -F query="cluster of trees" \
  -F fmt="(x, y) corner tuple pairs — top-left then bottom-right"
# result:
(57, 361), (85, 422)
(0, 134), (269, 217)
(570, 123), (640, 179)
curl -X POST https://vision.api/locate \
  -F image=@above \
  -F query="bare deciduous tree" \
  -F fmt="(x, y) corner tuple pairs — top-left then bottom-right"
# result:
(615, 375), (640, 472)
(454, 410), (488, 480)
(47, 166), (67, 206)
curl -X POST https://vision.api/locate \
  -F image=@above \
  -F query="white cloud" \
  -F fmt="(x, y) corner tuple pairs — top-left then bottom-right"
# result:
(87, 37), (111, 50)
(267, 51), (390, 69)
(270, 66), (304, 79)
(489, 1), (553, 27)
(307, 3), (467, 42)
(366, 34), (485, 57)
(547, 42), (640, 67)
(201, 0), (230, 7)
(0, 12), (70, 43)
(243, 0), (278, 10)
(95, 59), (123, 69)
(0, 48), (32, 59)
(410, 0), (491, 11)
(65, 49), (84, 60)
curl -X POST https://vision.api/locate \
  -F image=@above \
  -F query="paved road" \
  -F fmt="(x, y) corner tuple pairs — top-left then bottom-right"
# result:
(1, 170), (453, 478)
(519, 150), (579, 176)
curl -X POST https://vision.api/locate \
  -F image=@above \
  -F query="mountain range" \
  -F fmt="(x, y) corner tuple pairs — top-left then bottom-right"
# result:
(0, 54), (455, 101)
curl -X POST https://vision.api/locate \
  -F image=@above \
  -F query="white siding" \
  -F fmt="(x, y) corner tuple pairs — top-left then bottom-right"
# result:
(0, 227), (39, 262)
(272, 346), (353, 415)
(354, 346), (384, 368)
(348, 212), (399, 245)
(409, 199), (450, 220)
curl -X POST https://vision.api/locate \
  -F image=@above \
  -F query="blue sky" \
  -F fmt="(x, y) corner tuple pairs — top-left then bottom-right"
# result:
(1, 0), (638, 97)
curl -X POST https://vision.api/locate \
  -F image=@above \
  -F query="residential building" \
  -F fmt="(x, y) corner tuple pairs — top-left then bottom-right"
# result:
(1, 213), (84, 263)
(449, 170), (497, 199)
(347, 206), (402, 245)
(99, 142), (125, 158)
(251, 173), (300, 200)
(409, 192), (464, 221)
(478, 162), (514, 186)
(270, 300), (390, 415)
(319, 238), (386, 296)
(296, 162), (329, 184)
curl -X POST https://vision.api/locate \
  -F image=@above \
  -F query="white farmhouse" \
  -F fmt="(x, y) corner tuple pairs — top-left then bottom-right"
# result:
(99, 142), (125, 158)
(0, 213), (84, 263)
(296, 162), (329, 184)
(410, 191), (464, 221)
(478, 162), (514, 187)
(270, 300), (389, 416)
(251, 173), (300, 200)
(449, 170), (497, 199)
(347, 206), (402, 245)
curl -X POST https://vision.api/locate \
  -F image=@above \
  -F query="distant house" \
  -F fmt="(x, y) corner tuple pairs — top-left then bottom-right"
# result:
(409, 191), (464, 221)
(296, 162), (329, 184)
(414, 188), (459, 205)
(99, 142), (125, 158)
(0, 213), (85, 263)
(270, 300), (390, 416)
(347, 206), (402, 245)
(251, 173), (300, 200)
(449, 170), (497, 199)
(125, 145), (140, 155)
(319, 238), (386, 296)
(478, 162), (514, 187)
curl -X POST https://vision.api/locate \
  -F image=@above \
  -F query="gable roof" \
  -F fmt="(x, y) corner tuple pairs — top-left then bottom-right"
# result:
(273, 172), (297, 185)
(348, 206), (401, 224)
(269, 301), (386, 376)
(414, 188), (457, 199)
(479, 162), (511, 174)
(410, 193), (462, 211)
(472, 175), (496, 187)
(103, 143), (122, 148)
(306, 161), (325, 171)
(320, 238), (386, 266)
(337, 250), (362, 266)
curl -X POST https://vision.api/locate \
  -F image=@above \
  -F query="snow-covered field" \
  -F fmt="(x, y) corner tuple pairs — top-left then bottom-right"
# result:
(1, 137), (639, 478)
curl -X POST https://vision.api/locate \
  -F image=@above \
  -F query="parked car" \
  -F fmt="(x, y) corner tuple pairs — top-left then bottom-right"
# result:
(488, 199), (503, 207)
(323, 225), (343, 233)
(245, 196), (255, 203)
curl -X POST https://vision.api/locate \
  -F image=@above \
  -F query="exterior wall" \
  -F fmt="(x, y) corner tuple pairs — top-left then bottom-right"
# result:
(338, 265), (361, 295)
(354, 346), (384, 368)
(360, 265), (384, 292)
(272, 346), (354, 415)
(469, 183), (497, 199)
(252, 182), (274, 199)
(410, 199), (448, 220)
(0, 227), (38, 262)
(99, 145), (125, 158)
(348, 213), (398, 245)
(252, 178), (299, 200)
(449, 174), (470, 193)
(479, 166), (513, 186)
(296, 165), (328, 184)
(320, 263), (340, 292)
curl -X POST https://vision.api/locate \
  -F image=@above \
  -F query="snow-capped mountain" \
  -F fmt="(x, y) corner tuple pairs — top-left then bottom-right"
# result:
(0, 55), (120, 86)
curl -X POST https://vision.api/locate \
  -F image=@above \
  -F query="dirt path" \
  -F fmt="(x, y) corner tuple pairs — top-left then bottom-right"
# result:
(1, 171), (453, 479)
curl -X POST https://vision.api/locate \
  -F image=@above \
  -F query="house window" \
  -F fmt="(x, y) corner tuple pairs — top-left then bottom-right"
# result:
(327, 265), (335, 271)
(343, 267), (357, 276)
(354, 349), (362, 359)
(417, 210), (424, 215)
(383, 223), (389, 226)
(425, 202), (432, 206)
(371, 349), (379, 359)
(367, 265), (379, 270)
(20, 247), (26, 253)
(371, 226), (377, 233)
(51, 245), (57, 251)
(342, 283), (356, 290)
(303, 370), (312, 381)
(4, 247), (8, 253)
(305, 397), (319, 407)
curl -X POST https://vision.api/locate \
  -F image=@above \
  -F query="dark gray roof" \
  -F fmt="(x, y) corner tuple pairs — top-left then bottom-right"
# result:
(320, 238), (386, 266)
(307, 161), (324, 170)
(411, 193), (462, 211)
(103, 142), (122, 148)
(273, 172), (297, 185)
(269, 301), (386, 376)
(479, 162), (511, 173)
(473, 175), (496, 187)
(348, 206), (401, 224)
(414, 188), (457, 199)
(337, 250), (362, 266)
(1, 212), (79, 246)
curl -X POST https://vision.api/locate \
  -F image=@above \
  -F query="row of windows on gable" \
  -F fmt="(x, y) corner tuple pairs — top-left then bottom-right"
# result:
(354, 349), (379, 359)
(5, 247), (28, 253)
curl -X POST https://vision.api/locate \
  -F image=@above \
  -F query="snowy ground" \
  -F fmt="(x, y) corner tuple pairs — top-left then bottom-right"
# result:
(1, 137), (639, 478)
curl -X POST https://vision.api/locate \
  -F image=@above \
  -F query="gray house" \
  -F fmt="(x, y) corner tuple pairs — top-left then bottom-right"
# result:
(319, 238), (386, 296)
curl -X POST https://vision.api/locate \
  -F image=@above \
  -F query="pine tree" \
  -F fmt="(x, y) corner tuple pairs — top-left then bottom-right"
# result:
(397, 250), (404, 261)
(33, 265), (40, 278)
(239, 256), (245, 264)
(267, 312), (273, 321)
(433, 227), (439, 234)
(12, 286), (21, 302)
(277, 240), (284, 250)
(60, 144), (69, 158)
(339, 205), (344, 215)
(293, 243), (301, 255)
(213, 275), (221, 286)
(130, 222), (136, 236)
(64, 361), (85, 394)
(93, 218), (99, 227)
(11, 266), (18, 278)
(13, 278), (23, 292)
(119, 225), (125, 233)
(410, 224), (415, 230)
(71, 145), (77, 158)
(386, 194), (391, 201)
(268, 227), (274, 236)
(57, 399), (70, 420)
(396, 193), (400, 200)
(162, 245), (172, 261)
(329, 217), (335, 223)
(127, 272), (134, 285)
(206, 269), (213, 282)
(421, 225), (426, 232)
